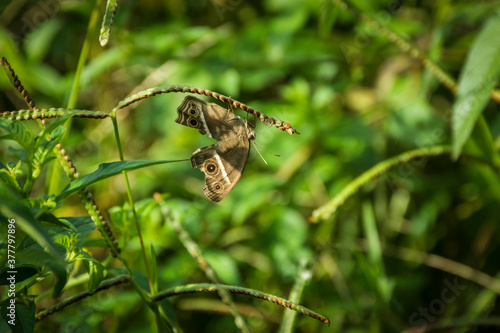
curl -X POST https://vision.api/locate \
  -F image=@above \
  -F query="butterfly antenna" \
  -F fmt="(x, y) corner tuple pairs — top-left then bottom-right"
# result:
(253, 141), (281, 163)
(252, 144), (269, 165)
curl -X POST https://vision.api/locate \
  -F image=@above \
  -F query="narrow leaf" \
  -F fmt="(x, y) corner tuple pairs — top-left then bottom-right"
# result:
(361, 201), (394, 304)
(56, 159), (188, 201)
(151, 244), (158, 294)
(279, 259), (312, 333)
(452, 14), (500, 159)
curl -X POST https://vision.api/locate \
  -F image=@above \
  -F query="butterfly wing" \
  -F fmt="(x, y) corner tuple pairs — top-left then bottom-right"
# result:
(191, 135), (250, 202)
(176, 95), (254, 201)
(175, 96), (230, 140)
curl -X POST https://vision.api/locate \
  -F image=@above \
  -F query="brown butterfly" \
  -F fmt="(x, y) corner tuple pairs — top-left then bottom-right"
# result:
(175, 96), (255, 202)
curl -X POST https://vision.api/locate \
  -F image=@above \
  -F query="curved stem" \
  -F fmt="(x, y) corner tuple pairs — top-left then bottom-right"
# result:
(310, 145), (452, 222)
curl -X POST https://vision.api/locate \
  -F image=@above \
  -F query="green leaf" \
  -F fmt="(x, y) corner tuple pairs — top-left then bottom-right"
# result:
(32, 126), (65, 178)
(0, 120), (32, 149)
(0, 161), (23, 192)
(19, 216), (95, 252)
(1, 299), (35, 333)
(0, 188), (65, 267)
(34, 119), (67, 160)
(15, 248), (68, 298)
(38, 213), (74, 230)
(151, 244), (158, 294)
(361, 201), (394, 304)
(56, 159), (188, 201)
(467, 115), (500, 165)
(362, 201), (383, 272)
(60, 216), (96, 238)
(0, 265), (39, 285)
(55, 234), (74, 253)
(157, 298), (179, 332)
(0, 187), (68, 298)
(7, 147), (27, 164)
(80, 252), (106, 293)
(279, 259), (311, 333)
(452, 14), (500, 159)
(35, 114), (73, 148)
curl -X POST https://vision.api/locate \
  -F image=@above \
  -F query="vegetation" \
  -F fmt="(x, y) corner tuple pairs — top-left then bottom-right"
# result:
(1, 0), (500, 332)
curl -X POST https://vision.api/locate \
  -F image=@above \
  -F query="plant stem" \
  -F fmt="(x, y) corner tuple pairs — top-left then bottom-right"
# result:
(111, 112), (155, 294)
(48, 0), (104, 195)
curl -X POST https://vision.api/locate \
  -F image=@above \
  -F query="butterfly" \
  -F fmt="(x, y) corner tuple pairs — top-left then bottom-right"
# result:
(175, 96), (255, 202)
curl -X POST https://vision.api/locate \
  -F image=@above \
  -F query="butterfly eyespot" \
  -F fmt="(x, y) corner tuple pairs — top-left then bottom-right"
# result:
(189, 119), (198, 127)
(206, 163), (217, 174)
(189, 109), (197, 115)
(215, 185), (221, 190)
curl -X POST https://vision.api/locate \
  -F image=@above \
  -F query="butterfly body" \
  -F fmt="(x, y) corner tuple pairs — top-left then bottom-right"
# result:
(176, 96), (255, 202)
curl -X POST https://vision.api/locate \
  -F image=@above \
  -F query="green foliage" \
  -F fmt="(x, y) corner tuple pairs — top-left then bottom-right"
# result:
(1, 0), (500, 332)
(56, 159), (188, 201)
(452, 14), (500, 160)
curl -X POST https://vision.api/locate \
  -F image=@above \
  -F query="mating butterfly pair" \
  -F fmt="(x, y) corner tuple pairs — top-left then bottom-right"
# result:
(175, 96), (255, 202)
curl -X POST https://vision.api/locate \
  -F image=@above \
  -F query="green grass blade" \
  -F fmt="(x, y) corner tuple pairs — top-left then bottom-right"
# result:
(279, 259), (312, 333)
(362, 201), (393, 304)
(452, 14), (500, 159)
(56, 159), (188, 201)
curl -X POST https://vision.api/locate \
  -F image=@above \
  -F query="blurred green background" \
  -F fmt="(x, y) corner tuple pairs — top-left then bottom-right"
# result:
(2, 0), (500, 332)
